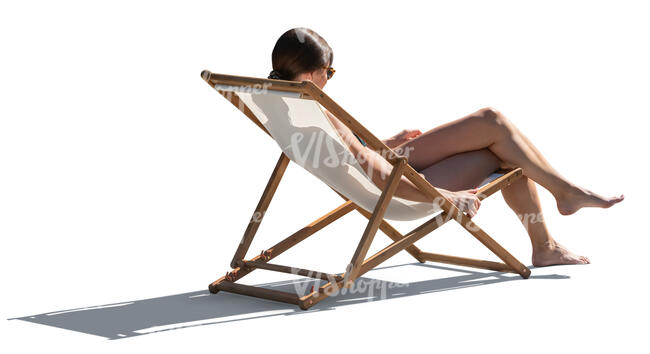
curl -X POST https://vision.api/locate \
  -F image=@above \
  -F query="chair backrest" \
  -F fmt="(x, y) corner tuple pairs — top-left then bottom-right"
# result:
(215, 84), (441, 221)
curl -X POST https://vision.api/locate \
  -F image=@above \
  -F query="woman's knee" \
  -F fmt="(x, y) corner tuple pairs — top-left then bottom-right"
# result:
(476, 106), (513, 136)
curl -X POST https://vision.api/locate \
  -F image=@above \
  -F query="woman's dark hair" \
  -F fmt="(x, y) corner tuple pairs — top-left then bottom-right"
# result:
(268, 27), (333, 81)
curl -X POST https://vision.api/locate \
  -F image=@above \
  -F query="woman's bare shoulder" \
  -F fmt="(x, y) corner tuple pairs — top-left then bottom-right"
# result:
(322, 107), (334, 118)
(322, 108), (344, 128)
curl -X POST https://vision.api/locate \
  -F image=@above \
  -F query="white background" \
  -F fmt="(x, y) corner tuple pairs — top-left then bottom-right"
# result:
(1, 0), (648, 352)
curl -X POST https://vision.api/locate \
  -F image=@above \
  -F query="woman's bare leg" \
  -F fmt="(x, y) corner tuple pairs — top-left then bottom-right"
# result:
(416, 148), (500, 191)
(417, 148), (590, 266)
(497, 118), (622, 216)
(501, 175), (590, 266)
(396, 107), (624, 215)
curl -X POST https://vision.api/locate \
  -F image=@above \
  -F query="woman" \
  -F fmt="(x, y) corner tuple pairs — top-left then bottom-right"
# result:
(267, 27), (624, 267)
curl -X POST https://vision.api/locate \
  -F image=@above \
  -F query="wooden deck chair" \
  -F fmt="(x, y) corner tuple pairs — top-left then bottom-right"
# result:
(201, 70), (531, 310)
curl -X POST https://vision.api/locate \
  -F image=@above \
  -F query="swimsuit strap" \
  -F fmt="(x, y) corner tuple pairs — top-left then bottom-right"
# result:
(353, 132), (367, 147)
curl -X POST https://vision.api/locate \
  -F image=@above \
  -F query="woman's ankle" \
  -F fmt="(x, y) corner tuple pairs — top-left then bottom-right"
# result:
(532, 239), (557, 253)
(551, 181), (580, 202)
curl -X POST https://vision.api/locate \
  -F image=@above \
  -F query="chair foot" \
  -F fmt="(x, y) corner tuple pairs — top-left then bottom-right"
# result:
(299, 299), (312, 310)
(208, 282), (220, 294)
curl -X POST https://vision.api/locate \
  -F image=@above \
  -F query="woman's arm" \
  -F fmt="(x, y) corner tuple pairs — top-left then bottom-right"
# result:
(323, 109), (434, 203)
(322, 109), (481, 216)
(382, 129), (423, 149)
(367, 155), (481, 216)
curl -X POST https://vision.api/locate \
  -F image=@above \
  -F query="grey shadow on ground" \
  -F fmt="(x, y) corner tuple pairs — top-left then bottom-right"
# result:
(9, 262), (568, 339)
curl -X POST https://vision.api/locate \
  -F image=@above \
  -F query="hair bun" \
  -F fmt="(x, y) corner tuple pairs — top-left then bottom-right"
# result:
(268, 70), (285, 80)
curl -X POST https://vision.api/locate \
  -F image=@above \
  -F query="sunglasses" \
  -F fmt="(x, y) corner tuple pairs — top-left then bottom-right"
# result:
(323, 66), (336, 80)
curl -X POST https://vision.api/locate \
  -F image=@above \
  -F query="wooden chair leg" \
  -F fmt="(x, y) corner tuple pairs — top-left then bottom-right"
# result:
(359, 209), (426, 263)
(359, 211), (451, 275)
(344, 158), (407, 286)
(300, 212), (447, 310)
(209, 200), (356, 293)
(331, 188), (425, 263)
(229, 152), (290, 268)
(454, 214), (531, 278)
(299, 211), (453, 310)
(299, 277), (346, 310)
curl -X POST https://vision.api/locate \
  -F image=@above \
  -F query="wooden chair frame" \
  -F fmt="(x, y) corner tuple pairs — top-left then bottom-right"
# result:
(201, 70), (531, 310)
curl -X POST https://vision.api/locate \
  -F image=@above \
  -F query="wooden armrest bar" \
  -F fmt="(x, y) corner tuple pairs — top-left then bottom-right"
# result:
(477, 168), (524, 200)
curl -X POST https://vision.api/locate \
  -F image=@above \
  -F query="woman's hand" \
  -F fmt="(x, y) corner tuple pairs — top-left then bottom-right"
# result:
(383, 129), (422, 148)
(438, 188), (482, 218)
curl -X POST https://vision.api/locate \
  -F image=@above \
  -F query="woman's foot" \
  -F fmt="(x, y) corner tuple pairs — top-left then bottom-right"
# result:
(555, 185), (624, 216)
(532, 240), (590, 267)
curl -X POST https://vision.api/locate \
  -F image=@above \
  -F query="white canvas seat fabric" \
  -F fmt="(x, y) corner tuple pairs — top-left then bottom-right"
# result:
(221, 86), (500, 221)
